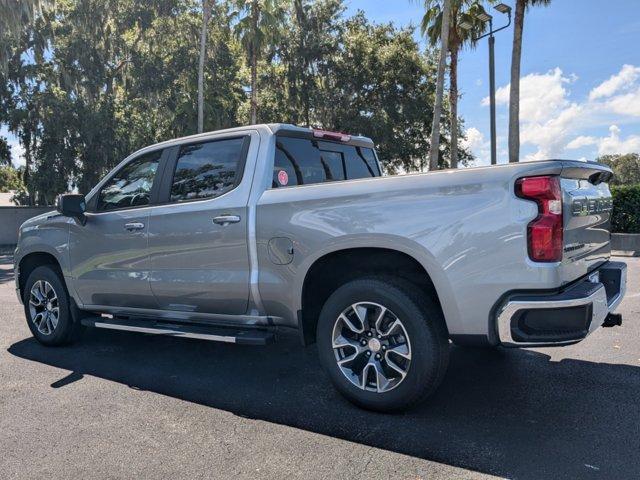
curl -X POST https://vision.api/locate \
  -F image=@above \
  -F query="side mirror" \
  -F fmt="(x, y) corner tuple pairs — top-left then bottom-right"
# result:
(56, 194), (87, 225)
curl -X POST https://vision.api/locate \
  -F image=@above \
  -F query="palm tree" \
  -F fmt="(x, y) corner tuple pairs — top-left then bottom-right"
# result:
(508, 0), (551, 162)
(197, 0), (216, 134)
(421, 0), (488, 169)
(425, 0), (451, 171)
(233, 0), (285, 124)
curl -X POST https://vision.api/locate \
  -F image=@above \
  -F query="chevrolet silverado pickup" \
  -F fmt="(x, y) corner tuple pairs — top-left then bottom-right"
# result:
(14, 124), (627, 411)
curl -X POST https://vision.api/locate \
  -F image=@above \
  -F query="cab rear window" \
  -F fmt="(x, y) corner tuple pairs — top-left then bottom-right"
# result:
(272, 136), (380, 188)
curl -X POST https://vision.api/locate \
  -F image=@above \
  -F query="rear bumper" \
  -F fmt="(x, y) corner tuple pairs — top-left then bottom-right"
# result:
(496, 261), (627, 347)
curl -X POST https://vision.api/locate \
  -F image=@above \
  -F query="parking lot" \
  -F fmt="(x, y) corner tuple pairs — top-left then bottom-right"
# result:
(1, 254), (638, 479)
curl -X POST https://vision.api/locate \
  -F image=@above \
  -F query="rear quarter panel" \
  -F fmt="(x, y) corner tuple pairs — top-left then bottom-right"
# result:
(256, 161), (568, 338)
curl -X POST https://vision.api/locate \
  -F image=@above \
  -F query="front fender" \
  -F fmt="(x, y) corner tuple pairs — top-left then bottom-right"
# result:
(14, 215), (73, 301)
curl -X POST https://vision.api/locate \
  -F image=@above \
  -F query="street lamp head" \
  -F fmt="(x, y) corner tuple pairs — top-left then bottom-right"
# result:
(459, 20), (474, 31)
(494, 3), (512, 14)
(476, 11), (493, 23)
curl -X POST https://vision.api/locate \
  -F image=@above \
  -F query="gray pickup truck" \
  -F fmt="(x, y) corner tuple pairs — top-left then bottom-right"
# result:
(14, 124), (627, 411)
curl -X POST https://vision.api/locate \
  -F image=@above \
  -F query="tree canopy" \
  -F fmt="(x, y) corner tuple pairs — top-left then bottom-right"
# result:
(1, 0), (470, 205)
(0, 165), (24, 192)
(597, 153), (640, 186)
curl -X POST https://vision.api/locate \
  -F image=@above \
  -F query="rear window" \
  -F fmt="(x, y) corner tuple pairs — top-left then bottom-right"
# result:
(272, 136), (380, 188)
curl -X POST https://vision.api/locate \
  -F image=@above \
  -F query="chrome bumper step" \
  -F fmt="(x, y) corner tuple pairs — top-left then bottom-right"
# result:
(496, 261), (627, 347)
(80, 317), (275, 345)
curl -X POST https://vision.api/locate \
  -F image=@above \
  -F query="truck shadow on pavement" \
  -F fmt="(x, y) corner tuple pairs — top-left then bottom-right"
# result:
(8, 329), (640, 480)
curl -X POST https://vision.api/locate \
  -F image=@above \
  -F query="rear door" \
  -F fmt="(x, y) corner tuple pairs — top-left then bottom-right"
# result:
(146, 134), (252, 316)
(70, 149), (165, 309)
(560, 162), (613, 283)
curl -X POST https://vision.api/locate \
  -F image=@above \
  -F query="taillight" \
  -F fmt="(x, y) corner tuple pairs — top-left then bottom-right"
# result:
(515, 175), (563, 262)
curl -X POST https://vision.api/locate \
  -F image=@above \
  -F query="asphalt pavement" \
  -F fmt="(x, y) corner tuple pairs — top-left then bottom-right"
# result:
(1, 255), (639, 479)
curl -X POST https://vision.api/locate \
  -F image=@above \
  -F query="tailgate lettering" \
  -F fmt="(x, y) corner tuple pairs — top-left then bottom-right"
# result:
(571, 197), (612, 216)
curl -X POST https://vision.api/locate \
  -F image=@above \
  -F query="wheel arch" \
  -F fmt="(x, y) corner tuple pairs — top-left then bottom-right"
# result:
(298, 244), (454, 345)
(17, 250), (64, 301)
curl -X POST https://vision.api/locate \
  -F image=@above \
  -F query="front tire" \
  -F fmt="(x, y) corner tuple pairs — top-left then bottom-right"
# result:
(23, 265), (78, 346)
(316, 277), (449, 412)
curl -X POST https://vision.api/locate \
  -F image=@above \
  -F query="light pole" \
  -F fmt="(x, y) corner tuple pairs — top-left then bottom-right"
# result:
(462, 3), (511, 165)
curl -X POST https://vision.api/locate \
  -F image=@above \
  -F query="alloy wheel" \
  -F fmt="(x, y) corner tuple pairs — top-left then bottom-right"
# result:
(28, 280), (59, 336)
(331, 302), (412, 393)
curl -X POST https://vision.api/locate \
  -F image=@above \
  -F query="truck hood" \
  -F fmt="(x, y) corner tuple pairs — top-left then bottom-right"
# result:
(19, 210), (59, 230)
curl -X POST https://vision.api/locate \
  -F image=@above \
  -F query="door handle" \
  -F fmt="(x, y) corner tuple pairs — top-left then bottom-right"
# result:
(124, 222), (145, 231)
(213, 214), (241, 226)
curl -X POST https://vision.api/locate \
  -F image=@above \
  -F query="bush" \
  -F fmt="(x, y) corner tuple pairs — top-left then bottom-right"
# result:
(611, 184), (640, 233)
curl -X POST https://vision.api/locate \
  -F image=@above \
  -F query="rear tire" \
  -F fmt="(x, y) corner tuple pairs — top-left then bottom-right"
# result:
(316, 277), (449, 412)
(23, 265), (79, 346)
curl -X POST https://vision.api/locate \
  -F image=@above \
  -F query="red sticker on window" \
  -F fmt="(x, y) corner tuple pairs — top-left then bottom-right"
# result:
(278, 170), (289, 186)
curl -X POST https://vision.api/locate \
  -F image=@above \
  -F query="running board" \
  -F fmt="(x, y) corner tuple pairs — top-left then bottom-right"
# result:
(80, 317), (275, 346)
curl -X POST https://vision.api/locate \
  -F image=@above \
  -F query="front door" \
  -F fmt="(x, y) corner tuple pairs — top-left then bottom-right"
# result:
(69, 149), (163, 309)
(147, 135), (252, 315)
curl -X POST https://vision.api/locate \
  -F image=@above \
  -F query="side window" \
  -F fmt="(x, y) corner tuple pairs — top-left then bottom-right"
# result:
(344, 147), (376, 180)
(320, 151), (346, 181)
(170, 137), (245, 202)
(359, 147), (381, 176)
(97, 150), (161, 211)
(272, 136), (380, 188)
(273, 146), (300, 187)
(273, 137), (323, 187)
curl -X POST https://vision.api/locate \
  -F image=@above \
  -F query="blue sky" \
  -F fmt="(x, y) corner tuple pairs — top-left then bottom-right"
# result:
(347, 0), (640, 165)
(4, 0), (640, 167)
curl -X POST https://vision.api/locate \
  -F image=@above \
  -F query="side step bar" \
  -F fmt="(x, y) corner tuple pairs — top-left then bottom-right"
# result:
(80, 317), (275, 346)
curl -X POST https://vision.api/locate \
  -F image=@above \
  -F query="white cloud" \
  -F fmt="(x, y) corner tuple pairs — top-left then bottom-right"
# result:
(481, 68), (584, 160)
(566, 135), (597, 149)
(483, 68), (577, 123)
(604, 89), (640, 117)
(522, 103), (585, 160)
(589, 64), (640, 100)
(461, 127), (484, 150)
(597, 125), (640, 155)
(566, 126), (640, 156)
(477, 64), (640, 161)
(461, 127), (490, 165)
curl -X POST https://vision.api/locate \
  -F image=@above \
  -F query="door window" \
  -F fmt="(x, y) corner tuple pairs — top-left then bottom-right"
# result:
(97, 150), (161, 211)
(170, 137), (245, 202)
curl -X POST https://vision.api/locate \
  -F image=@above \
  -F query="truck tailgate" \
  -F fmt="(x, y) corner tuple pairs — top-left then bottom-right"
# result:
(560, 162), (613, 285)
